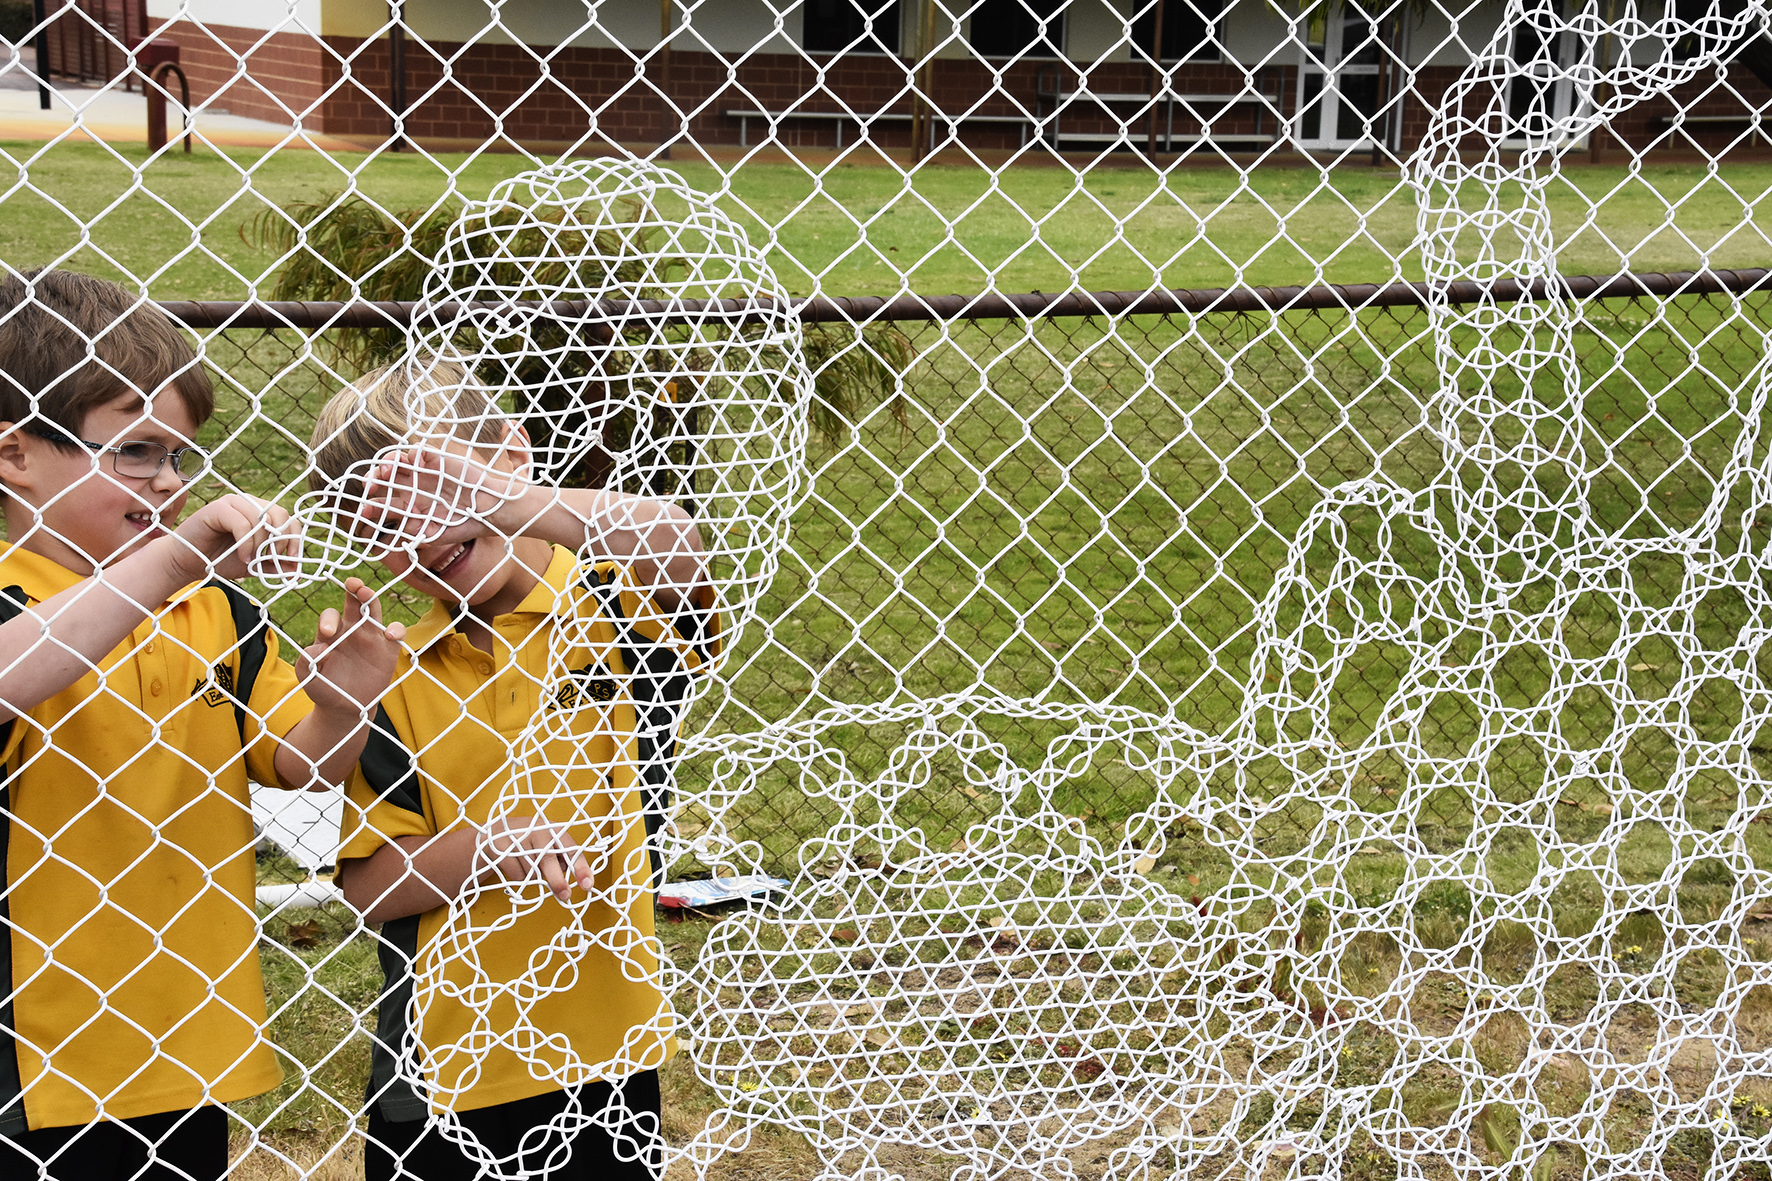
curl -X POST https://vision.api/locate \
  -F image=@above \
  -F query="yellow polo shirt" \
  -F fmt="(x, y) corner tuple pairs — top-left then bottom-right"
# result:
(0, 543), (311, 1129)
(340, 547), (719, 1115)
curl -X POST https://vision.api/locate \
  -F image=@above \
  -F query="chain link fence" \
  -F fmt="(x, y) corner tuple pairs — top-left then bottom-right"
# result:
(201, 274), (1772, 885)
(6, 0), (1772, 1170)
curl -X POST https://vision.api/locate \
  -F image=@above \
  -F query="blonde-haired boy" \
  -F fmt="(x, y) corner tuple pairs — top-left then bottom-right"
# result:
(312, 356), (714, 1180)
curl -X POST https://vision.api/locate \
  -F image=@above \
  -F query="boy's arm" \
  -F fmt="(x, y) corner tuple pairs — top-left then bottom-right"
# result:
(365, 447), (707, 613)
(497, 487), (705, 612)
(270, 578), (406, 791)
(0, 494), (299, 723)
(339, 815), (593, 924)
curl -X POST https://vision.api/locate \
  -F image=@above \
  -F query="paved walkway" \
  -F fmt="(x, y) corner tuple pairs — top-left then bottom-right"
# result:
(0, 67), (363, 151)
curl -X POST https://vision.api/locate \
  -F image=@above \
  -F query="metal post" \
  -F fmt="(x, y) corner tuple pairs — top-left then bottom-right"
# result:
(389, 0), (408, 152)
(658, 0), (672, 158)
(1146, 0), (1165, 154)
(1370, 8), (1391, 167)
(912, 0), (936, 160)
(1590, 0), (1613, 164)
(32, 0), (50, 109)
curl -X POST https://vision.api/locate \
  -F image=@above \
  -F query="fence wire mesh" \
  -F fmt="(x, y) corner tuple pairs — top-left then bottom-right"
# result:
(6, 0), (1772, 1176)
(203, 286), (1772, 864)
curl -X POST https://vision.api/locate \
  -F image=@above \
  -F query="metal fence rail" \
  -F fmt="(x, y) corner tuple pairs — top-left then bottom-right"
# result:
(159, 267), (1772, 329)
(211, 272), (1772, 875)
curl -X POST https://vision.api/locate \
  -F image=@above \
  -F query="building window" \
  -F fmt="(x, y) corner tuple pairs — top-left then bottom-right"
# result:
(804, 0), (904, 54)
(1130, 0), (1222, 62)
(969, 0), (1066, 59)
(1668, 0), (1709, 59)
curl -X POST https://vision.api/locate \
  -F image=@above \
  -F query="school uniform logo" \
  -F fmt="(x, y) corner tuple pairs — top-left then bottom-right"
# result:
(550, 660), (618, 712)
(192, 662), (236, 708)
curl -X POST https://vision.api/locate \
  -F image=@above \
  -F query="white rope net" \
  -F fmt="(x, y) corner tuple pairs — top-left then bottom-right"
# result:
(2, 0), (1772, 1177)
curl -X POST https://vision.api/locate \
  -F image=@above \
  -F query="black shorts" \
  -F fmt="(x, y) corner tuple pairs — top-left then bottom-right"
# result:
(0, 1104), (228, 1181)
(366, 1070), (662, 1181)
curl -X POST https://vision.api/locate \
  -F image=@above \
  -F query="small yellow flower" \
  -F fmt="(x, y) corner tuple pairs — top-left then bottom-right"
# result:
(1627, 945), (1643, 955)
(738, 1079), (760, 1093)
(1734, 1095), (1750, 1109)
(1754, 1105), (1770, 1119)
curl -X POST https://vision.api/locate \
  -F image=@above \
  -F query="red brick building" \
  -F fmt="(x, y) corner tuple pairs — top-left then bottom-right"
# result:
(36, 0), (1772, 156)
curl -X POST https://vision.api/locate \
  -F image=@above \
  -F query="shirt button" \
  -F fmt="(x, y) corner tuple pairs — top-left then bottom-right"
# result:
(144, 641), (154, 654)
(149, 679), (164, 697)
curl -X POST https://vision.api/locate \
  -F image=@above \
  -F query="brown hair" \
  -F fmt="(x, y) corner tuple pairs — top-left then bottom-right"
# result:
(309, 355), (509, 497)
(0, 269), (215, 445)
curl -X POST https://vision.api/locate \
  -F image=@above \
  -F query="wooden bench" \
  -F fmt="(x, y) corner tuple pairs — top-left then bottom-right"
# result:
(1034, 64), (1283, 150)
(1648, 113), (1770, 135)
(726, 108), (1035, 149)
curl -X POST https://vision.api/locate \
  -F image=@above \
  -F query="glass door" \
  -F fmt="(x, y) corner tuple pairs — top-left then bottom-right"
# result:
(1502, 0), (1585, 148)
(1295, 3), (1383, 149)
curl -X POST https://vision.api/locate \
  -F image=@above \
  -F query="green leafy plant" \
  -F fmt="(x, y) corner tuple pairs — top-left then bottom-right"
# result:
(246, 194), (912, 490)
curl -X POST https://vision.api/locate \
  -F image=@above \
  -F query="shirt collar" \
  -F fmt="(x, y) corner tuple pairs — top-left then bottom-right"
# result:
(404, 544), (578, 652)
(0, 542), (83, 600)
(0, 541), (204, 606)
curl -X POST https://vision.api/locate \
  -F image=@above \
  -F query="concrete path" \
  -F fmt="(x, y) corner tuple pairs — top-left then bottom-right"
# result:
(0, 65), (363, 151)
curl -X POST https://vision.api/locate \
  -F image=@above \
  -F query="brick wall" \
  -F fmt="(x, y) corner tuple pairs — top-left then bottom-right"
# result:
(295, 41), (1286, 149)
(1392, 64), (1772, 156)
(143, 20), (328, 127)
(127, 21), (1772, 154)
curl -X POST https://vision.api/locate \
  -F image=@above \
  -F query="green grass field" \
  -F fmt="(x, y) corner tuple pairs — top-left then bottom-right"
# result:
(210, 290), (1772, 1177)
(3, 141), (1771, 298)
(5, 141), (1770, 1177)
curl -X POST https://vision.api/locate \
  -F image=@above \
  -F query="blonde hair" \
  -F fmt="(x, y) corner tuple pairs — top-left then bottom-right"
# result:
(308, 356), (509, 495)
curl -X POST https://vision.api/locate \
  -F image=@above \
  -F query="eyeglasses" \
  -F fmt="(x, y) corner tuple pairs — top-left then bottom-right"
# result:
(25, 424), (208, 484)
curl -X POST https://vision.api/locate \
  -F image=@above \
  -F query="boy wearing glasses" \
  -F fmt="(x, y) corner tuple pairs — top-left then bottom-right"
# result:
(0, 269), (405, 1180)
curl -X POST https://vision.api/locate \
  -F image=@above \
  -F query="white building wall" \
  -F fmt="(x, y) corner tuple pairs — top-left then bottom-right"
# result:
(399, 0), (656, 49)
(146, 0), (323, 33)
(681, 0), (797, 54)
(1220, 0), (1295, 66)
(1409, 0), (1502, 67)
(1064, 0), (1132, 63)
(147, 0), (1529, 68)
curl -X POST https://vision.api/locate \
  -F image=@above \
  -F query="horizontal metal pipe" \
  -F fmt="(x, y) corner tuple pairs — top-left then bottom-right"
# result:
(155, 268), (1772, 331)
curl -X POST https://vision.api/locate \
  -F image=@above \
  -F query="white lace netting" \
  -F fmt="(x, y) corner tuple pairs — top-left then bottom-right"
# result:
(258, 7), (1772, 1176)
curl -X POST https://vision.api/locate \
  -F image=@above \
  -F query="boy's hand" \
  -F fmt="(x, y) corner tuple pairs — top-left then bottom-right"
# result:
(168, 493), (302, 583)
(298, 577), (405, 721)
(360, 445), (529, 553)
(476, 815), (596, 902)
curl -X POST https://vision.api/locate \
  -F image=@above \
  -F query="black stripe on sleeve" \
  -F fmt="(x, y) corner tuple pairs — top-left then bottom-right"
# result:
(353, 705), (428, 1121)
(0, 584), (25, 1134)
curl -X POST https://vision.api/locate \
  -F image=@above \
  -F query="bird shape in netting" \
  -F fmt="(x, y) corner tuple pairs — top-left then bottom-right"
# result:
(664, 4), (1772, 1179)
(673, 705), (1270, 1181)
(260, 157), (811, 638)
(392, 161), (811, 1160)
(252, 158), (812, 1175)
(1107, 3), (1772, 1176)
